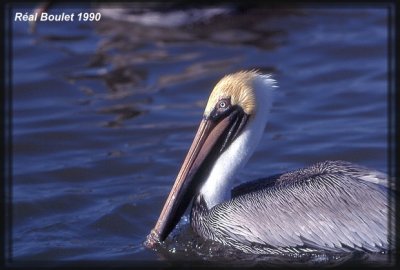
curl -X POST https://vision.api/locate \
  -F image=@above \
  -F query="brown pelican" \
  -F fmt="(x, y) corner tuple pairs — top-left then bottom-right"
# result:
(146, 70), (393, 254)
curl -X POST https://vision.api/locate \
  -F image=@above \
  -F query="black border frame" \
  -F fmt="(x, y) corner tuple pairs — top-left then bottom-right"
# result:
(1, 1), (398, 269)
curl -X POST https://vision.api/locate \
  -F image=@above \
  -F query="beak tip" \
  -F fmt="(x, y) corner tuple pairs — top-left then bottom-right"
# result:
(144, 229), (162, 249)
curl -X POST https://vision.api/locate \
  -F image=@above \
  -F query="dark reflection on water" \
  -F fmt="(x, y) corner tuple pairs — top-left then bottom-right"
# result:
(10, 3), (392, 266)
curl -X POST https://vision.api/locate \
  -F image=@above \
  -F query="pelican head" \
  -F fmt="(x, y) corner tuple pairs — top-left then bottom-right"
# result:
(147, 70), (277, 245)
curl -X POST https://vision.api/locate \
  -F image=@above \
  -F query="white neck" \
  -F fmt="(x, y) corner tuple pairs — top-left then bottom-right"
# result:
(199, 75), (276, 208)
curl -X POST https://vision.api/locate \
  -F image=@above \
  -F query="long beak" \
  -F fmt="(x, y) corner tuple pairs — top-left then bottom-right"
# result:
(146, 108), (248, 246)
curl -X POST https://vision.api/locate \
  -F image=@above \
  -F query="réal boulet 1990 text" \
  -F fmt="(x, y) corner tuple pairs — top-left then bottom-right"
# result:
(15, 12), (101, 22)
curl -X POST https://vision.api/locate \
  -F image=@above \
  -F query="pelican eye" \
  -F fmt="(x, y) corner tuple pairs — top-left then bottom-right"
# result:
(208, 98), (232, 120)
(217, 98), (231, 110)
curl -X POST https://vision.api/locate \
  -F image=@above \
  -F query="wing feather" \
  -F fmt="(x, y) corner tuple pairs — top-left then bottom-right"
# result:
(204, 161), (392, 253)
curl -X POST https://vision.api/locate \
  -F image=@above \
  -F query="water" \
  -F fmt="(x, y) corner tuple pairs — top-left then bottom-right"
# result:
(9, 3), (393, 266)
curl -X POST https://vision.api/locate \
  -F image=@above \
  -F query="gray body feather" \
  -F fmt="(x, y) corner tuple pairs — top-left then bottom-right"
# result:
(190, 161), (394, 254)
